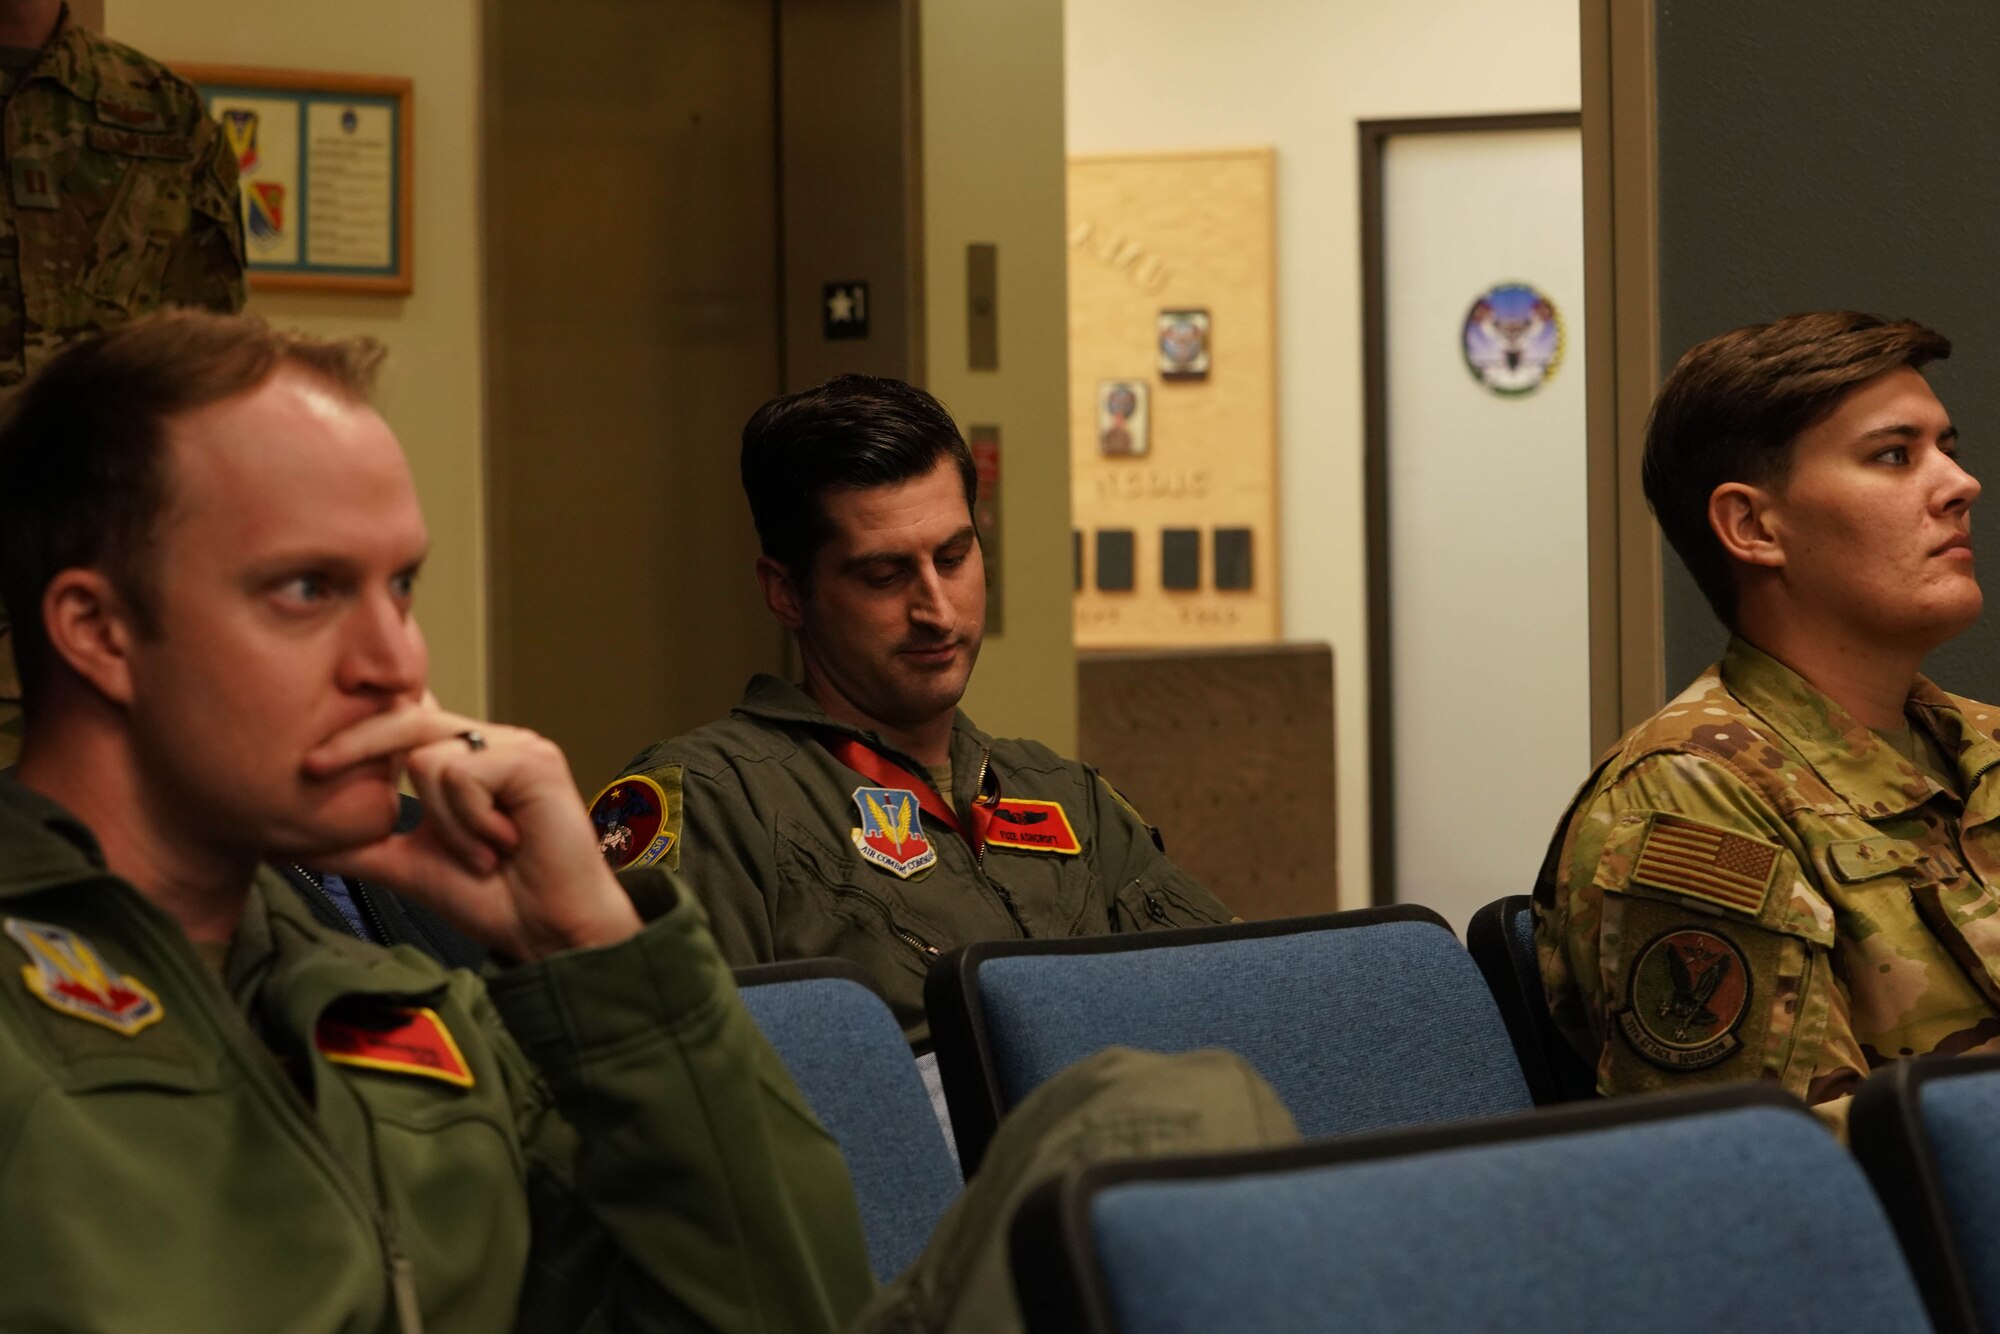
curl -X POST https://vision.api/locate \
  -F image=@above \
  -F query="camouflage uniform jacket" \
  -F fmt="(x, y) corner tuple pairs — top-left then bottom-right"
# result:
(0, 7), (245, 388)
(596, 674), (1234, 1046)
(1536, 637), (2000, 1128)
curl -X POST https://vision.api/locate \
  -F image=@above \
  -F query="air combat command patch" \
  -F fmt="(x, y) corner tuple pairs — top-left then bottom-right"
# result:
(588, 772), (680, 871)
(851, 786), (938, 879)
(986, 797), (1082, 855)
(1618, 927), (1752, 1070)
(5, 917), (163, 1037)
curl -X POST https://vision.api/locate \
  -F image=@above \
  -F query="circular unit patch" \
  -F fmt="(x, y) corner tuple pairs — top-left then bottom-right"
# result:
(1617, 927), (1751, 1071)
(1461, 281), (1564, 396)
(587, 774), (672, 870)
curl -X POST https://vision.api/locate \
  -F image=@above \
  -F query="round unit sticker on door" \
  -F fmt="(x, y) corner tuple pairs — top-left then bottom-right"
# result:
(1461, 281), (1564, 396)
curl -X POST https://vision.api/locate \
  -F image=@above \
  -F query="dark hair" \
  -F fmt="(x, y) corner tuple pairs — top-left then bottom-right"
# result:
(0, 308), (385, 705)
(739, 373), (977, 582)
(1643, 310), (1951, 626)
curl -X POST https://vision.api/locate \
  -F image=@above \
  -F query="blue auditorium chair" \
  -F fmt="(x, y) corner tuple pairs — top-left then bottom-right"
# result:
(735, 960), (961, 1280)
(925, 906), (1532, 1173)
(1011, 1084), (1932, 1334)
(1465, 894), (1600, 1104)
(1850, 1054), (2000, 1334)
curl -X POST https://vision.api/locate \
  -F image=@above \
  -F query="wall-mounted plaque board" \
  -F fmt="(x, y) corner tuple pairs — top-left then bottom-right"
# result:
(179, 65), (413, 294)
(1068, 148), (1278, 648)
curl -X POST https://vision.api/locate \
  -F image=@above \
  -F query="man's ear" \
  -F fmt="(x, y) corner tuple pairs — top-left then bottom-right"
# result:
(1708, 482), (1786, 570)
(41, 569), (140, 705)
(755, 555), (807, 631)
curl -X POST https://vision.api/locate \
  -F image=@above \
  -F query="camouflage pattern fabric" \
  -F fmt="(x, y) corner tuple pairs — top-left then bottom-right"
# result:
(1536, 637), (2000, 1135)
(0, 10), (248, 762)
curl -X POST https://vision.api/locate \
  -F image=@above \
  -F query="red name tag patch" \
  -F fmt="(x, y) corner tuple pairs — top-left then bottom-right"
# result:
(316, 1005), (474, 1088)
(985, 799), (1082, 855)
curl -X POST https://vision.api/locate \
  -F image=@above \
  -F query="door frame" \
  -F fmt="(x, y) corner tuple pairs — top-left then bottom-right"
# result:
(1358, 111), (1584, 907)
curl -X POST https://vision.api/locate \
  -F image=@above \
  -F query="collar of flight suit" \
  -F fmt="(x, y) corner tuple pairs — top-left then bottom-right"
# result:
(1721, 636), (2000, 821)
(729, 672), (996, 795)
(0, 772), (122, 900)
(0, 773), (450, 1008)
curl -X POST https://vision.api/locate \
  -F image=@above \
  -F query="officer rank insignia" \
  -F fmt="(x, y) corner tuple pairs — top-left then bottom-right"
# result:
(588, 772), (678, 871)
(851, 786), (937, 879)
(986, 798), (1081, 855)
(1617, 927), (1751, 1070)
(315, 1003), (474, 1088)
(4, 917), (164, 1037)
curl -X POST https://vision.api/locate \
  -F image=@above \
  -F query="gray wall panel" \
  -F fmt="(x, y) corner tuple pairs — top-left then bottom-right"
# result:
(1654, 0), (2000, 697)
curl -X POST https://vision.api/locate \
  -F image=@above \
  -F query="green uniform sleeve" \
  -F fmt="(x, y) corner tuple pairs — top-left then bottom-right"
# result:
(484, 870), (876, 1332)
(1539, 751), (1861, 1131)
(1086, 770), (1235, 931)
(669, 765), (785, 968)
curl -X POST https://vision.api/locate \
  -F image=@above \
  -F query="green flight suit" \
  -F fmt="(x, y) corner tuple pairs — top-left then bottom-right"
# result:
(0, 777), (875, 1333)
(599, 676), (1234, 1046)
(1536, 637), (2000, 1132)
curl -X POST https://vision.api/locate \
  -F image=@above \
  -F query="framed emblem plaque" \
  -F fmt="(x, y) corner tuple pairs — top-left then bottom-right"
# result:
(178, 65), (414, 294)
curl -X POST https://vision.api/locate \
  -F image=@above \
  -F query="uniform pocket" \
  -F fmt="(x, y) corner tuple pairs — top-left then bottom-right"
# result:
(774, 816), (945, 979)
(1111, 863), (1230, 933)
(78, 160), (190, 312)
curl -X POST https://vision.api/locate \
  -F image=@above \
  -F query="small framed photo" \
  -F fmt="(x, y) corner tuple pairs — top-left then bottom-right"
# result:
(1096, 378), (1150, 458)
(1157, 308), (1211, 379)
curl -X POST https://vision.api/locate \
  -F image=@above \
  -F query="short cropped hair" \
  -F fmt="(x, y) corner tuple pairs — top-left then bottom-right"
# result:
(739, 374), (977, 584)
(0, 308), (385, 704)
(1644, 310), (1951, 626)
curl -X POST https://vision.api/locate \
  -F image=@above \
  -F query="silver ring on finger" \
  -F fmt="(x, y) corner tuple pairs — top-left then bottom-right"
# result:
(458, 729), (488, 753)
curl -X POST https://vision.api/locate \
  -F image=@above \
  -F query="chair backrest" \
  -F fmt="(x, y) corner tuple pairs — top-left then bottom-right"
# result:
(926, 906), (1532, 1173)
(1465, 894), (1599, 1104)
(1013, 1085), (1934, 1334)
(1850, 1055), (2000, 1334)
(736, 960), (961, 1280)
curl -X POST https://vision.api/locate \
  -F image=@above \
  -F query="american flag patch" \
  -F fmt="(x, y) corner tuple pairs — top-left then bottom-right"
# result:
(1630, 814), (1777, 916)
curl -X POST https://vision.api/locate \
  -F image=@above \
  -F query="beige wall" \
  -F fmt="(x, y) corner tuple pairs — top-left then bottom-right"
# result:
(922, 0), (1077, 752)
(1066, 0), (1579, 902)
(105, 0), (489, 716)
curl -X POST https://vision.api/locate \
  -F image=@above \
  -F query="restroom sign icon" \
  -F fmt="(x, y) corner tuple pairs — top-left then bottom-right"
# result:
(823, 281), (870, 340)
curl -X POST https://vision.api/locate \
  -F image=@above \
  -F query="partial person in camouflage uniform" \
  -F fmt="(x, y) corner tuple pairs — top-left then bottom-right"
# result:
(0, 0), (248, 760)
(594, 376), (1233, 1048)
(1537, 311), (2000, 1133)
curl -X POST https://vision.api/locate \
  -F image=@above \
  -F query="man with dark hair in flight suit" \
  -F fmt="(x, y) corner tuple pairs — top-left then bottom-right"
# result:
(595, 374), (1234, 1049)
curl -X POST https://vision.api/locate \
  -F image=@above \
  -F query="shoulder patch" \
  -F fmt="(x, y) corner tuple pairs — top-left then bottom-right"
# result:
(1617, 926), (1752, 1070)
(589, 770), (681, 871)
(5, 917), (163, 1037)
(1629, 812), (1778, 917)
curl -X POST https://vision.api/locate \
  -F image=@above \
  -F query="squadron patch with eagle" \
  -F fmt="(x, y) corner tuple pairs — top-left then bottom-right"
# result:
(1617, 926), (1752, 1071)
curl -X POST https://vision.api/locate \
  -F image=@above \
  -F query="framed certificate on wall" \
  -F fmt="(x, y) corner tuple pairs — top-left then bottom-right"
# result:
(178, 65), (413, 294)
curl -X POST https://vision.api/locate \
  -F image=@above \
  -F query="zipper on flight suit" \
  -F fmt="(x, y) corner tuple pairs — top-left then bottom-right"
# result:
(127, 890), (427, 1334)
(291, 863), (393, 945)
(960, 746), (1034, 938)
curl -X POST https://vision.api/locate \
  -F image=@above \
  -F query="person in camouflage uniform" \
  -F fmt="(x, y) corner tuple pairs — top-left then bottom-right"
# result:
(1537, 311), (1997, 1133)
(0, 0), (248, 760)
(593, 376), (1233, 1049)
